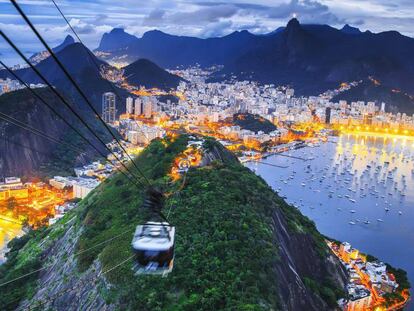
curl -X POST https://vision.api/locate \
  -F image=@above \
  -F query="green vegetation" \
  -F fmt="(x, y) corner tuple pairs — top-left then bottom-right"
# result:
(0, 135), (347, 310)
(385, 263), (411, 306)
(233, 113), (277, 134)
(76, 135), (282, 310)
(303, 277), (345, 308)
(386, 265), (411, 290)
(0, 211), (76, 310)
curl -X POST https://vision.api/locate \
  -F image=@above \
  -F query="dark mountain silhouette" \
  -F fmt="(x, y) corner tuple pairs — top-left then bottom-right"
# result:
(95, 19), (414, 112)
(0, 88), (110, 177)
(28, 35), (75, 64)
(124, 58), (183, 89)
(341, 24), (362, 35)
(95, 28), (260, 68)
(7, 42), (117, 112)
(333, 79), (414, 114)
(53, 35), (76, 53)
(97, 28), (138, 52)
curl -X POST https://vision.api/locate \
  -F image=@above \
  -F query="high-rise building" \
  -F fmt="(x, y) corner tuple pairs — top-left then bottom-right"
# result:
(102, 92), (116, 124)
(380, 102), (386, 112)
(143, 97), (152, 118)
(126, 97), (134, 114)
(325, 107), (332, 124)
(286, 88), (294, 98)
(134, 98), (142, 116)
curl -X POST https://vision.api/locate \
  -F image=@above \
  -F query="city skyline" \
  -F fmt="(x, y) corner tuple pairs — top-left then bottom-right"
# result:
(1, 0), (414, 65)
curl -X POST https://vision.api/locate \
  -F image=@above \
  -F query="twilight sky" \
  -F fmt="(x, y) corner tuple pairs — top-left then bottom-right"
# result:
(1, 0), (414, 65)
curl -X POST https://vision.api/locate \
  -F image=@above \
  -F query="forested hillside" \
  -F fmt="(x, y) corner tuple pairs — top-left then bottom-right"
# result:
(0, 136), (347, 310)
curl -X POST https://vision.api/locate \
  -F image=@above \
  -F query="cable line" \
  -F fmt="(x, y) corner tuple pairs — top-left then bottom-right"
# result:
(0, 112), (84, 153)
(0, 113), (142, 188)
(0, 35), (145, 188)
(0, 228), (133, 289)
(49, 0), (154, 183)
(44, 0), (177, 228)
(49, 0), (142, 131)
(10, 0), (151, 187)
(0, 61), (142, 189)
(24, 255), (134, 311)
(0, 136), (87, 168)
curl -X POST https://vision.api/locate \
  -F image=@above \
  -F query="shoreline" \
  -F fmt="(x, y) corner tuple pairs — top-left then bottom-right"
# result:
(243, 134), (412, 310)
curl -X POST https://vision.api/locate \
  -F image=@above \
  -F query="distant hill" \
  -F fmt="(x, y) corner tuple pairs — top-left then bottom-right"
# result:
(0, 88), (109, 177)
(0, 42), (121, 112)
(95, 19), (414, 113)
(124, 59), (183, 90)
(333, 79), (414, 114)
(233, 113), (277, 134)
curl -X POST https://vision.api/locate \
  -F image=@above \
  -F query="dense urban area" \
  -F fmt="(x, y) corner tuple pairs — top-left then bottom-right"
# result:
(1, 63), (412, 310)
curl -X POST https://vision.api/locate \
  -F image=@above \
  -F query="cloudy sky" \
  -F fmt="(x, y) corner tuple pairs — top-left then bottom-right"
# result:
(1, 0), (414, 65)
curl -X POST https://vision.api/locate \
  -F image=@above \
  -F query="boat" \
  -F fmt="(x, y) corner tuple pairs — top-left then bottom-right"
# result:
(377, 219), (384, 222)
(349, 221), (356, 225)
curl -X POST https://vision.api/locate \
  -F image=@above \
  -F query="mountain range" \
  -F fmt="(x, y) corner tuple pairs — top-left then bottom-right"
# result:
(0, 41), (183, 113)
(95, 18), (414, 113)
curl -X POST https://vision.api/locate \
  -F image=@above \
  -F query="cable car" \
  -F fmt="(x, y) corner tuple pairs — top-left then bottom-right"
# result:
(132, 222), (175, 275)
(132, 188), (175, 276)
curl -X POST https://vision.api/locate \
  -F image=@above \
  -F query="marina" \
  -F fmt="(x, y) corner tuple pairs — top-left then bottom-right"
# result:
(246, 133), (414, 309)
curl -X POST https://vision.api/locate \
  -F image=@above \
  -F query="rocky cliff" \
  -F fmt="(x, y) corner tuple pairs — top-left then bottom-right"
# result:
(0, 88), (108, 177)
(0, 135), (347, 310)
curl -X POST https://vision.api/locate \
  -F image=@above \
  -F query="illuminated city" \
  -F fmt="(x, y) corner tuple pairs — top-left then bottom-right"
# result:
(1, 0), (414, 310)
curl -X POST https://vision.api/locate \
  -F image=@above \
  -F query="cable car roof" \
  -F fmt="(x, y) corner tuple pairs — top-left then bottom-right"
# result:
(132, 222), (175, 251)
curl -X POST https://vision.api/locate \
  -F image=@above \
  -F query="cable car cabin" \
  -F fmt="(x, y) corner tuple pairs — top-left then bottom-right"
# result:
(131, 221), (175, 276)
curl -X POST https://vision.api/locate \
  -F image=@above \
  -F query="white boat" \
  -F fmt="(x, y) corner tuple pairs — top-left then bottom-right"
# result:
(349, 221), (356, 225)
(377, 219), (384, 222)
(350, 210), (356, 213)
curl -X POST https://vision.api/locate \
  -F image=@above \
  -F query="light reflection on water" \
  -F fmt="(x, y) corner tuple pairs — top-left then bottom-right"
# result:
(0, 217), (23, 264)
(246, 134), (414, 309)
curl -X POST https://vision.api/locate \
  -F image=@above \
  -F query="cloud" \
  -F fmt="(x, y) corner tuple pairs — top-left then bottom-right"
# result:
(2, 0), (414, 65)
(69, 18), (97, 34)
(265, 0), (345, 25)
(94, 14), (108, 23)
(143, 9), (166, 26)
(143, 4), (239, 26)
(199, 20), (233, 37)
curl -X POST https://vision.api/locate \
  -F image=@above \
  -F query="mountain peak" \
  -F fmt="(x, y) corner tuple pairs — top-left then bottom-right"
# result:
(52, 34), (75, 53)
(97, 28), (137, 51)
(62, 35), (75, 44)
(110, 27), (126, 34)
(286, 18), (301, 29)
(124, 58), (182, 90)
(142, 29), (169, 39)
(341, 24), (361, 35)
